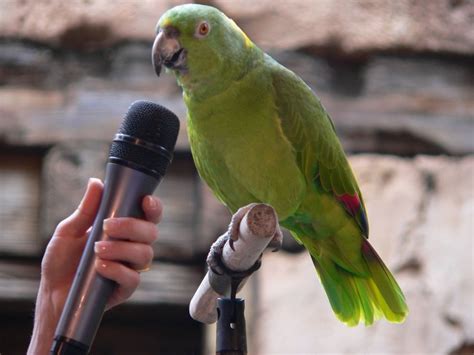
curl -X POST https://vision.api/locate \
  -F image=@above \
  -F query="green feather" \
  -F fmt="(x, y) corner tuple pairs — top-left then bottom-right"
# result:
(158, 4), (408, 326)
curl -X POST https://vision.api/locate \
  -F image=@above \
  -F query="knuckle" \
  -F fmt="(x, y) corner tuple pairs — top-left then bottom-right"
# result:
(129, 271), (140, 289)
(55, 219), (67, 232)
(150, 225), (159, 242)
(156, 200), (164, 214)
(142, 246), (154, 262)
(55, 216), (72, 234)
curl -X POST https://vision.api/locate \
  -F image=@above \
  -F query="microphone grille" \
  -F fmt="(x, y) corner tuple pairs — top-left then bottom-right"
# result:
(110, 100), (180, 177)
(118, 100), (180, 152)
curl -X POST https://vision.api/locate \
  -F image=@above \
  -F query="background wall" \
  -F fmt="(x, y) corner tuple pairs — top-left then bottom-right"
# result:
(0, 0), (473, 354)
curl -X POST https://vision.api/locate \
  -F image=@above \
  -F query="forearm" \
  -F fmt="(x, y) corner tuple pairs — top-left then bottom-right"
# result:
(28, 282), (61, 355)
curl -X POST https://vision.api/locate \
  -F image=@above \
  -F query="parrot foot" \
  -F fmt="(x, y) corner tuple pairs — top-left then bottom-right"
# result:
(206, 232), (262, 298)
(227, 203), (259, 251)
(206, 203), (279, 298)
(206, 233), (230, 276)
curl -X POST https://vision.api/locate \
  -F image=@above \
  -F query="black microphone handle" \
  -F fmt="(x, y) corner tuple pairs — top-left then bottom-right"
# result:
(51, 162), (162, 354)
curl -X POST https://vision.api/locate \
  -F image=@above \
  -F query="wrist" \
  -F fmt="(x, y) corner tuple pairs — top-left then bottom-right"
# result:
(28, 282), (61, 355)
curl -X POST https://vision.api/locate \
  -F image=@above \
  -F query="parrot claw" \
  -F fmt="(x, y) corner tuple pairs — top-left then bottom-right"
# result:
(206, 233), (230, 275)
(227, 203), (259, 244)
(228, 237), (235, 251)
(268, 224), (283, 252)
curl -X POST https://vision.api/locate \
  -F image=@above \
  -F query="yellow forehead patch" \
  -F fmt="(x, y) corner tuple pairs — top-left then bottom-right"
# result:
(161, 18), (172, 28)
(230, 19), (252, 48)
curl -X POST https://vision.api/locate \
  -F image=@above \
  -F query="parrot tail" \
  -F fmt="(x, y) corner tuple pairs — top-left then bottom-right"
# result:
(311, 239), (408, 326)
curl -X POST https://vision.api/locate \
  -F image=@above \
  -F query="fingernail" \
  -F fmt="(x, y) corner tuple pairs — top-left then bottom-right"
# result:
(146, 196), (157, 210)
(103, 218), (115, 231)
(96, 259), (108, 269)
(94, 241), (107, 254)
(79, 178), (101, 207)
(78, 178), (93, 207)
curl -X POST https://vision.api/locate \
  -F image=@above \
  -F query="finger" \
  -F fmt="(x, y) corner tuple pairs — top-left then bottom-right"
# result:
(94, 241), (154, 271)
(55, 178), (104, 238)
(142, 195), (163, 224)
(95, 259), (140, 308)
(103, 217), (158, 244)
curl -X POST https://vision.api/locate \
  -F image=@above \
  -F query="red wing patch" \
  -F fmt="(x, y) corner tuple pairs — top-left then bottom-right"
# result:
(336, 193), (361, 216)
(336, 193), (369, 237)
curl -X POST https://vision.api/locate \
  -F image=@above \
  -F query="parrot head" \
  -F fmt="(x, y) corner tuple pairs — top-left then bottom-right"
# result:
(152, 4), (256, 95)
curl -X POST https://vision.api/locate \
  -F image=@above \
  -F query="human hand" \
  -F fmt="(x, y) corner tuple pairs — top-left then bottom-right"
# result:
(28, 178), (162, 354)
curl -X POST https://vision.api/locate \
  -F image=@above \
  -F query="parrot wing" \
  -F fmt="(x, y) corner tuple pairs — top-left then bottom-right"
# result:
(269, 58), (369, 238)
(268, 57), (407, 325)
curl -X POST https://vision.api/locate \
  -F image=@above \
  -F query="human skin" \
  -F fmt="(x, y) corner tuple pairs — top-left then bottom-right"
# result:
(27, 178), (163, 354)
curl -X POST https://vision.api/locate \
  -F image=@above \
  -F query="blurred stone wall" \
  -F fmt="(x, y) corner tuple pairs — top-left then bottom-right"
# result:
(0, 0), (473, 354)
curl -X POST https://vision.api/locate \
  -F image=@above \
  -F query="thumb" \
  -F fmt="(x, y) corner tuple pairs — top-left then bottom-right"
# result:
(54, 178), (104, 238)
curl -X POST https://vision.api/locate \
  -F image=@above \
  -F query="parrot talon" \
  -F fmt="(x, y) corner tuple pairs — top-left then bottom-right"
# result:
(206, 233), (230, 275)
(228, 237), (235, 251)
(268, 225), (283, 252)
(227, 203), (259, 243)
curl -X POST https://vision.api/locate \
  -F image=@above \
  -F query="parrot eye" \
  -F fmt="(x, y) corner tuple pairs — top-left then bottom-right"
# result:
(195, 21), (210, 38)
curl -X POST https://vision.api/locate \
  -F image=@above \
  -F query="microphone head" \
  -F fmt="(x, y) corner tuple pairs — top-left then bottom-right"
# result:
(109, 100), (180, 177)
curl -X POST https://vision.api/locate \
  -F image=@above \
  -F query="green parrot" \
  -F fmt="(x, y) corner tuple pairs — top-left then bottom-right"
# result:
(152, 4), (408, 326)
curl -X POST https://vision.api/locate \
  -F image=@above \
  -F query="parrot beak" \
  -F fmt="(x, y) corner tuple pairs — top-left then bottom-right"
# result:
(152, 27), (186, 77)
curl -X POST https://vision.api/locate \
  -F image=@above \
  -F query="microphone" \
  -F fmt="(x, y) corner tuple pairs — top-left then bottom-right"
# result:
(51, 100), (180, 354)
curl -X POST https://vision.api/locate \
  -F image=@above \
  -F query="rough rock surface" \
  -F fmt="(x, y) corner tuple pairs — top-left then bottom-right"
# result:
(0, 42), (472, 155)
(214, 0), (474, 55)
(0, 0), (187, 49)
(253, 155), (474, 354)
(1, 0), (473, 54)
